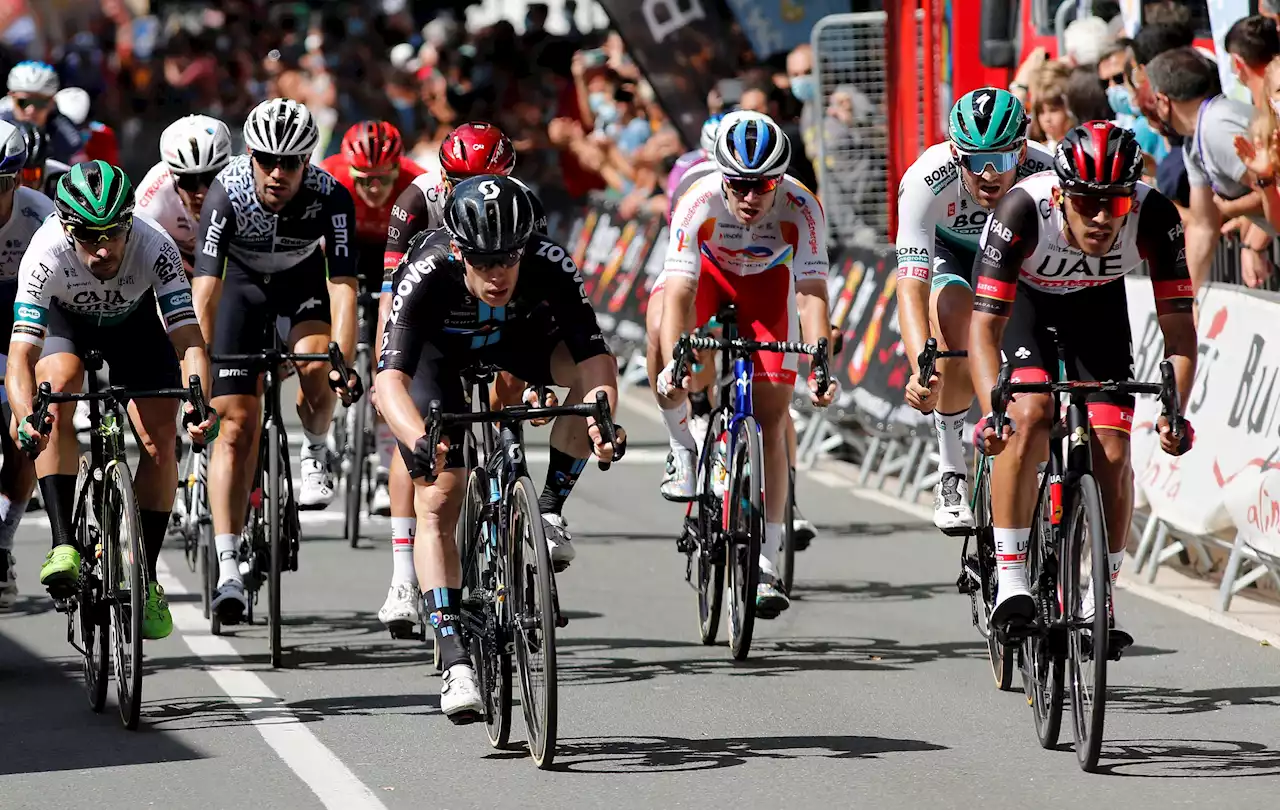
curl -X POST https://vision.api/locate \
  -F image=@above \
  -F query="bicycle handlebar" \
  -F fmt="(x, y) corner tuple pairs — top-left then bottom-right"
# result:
(671, 333), (831, 395)
(916, 337), (968, 387)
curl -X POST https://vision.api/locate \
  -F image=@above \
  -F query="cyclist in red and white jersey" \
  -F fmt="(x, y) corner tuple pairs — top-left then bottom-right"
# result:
(971, 122), (1198, 646)
(657, 111), (836, 617)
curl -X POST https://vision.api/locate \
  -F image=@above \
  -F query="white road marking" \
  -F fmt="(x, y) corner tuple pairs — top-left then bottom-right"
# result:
(155, 558), (389, 810)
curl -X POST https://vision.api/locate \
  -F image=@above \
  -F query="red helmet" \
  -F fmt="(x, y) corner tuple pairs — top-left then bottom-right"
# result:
(439, 122), (516, 181)
(1054, 121), (1143, 195)
(341, 121), (403, 172)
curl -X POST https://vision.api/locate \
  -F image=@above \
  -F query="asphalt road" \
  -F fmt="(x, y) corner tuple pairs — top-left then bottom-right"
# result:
(3, 387), (1280, 808)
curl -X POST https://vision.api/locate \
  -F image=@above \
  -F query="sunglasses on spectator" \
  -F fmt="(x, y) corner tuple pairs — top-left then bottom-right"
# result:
(350, 167), (399, 187)
(462, 248), (523, 269)
(11, 95), (50, 110)
(252, 152), (305, 172)
(956, 149), (1020, 174)
(1065, 193), (1135, 219)
(174, 170), (220, 192)
(723, 175), (783, 197)
(64, 219), (131, 245)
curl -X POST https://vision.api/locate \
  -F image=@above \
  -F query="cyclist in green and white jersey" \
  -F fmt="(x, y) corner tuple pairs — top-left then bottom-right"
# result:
(7, 161), (219, 640)
(894, 88), (1053, 532)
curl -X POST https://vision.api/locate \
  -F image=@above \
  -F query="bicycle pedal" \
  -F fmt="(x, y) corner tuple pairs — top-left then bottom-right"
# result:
(941, 526), (973, 538)
(386, 620), (416, 640)
(552, 560), (569, 574)
(446, 709), (482, 726)
(555, 613), (569, 629)
(956, 572), (976, 594)
(53, 596), (74, 613)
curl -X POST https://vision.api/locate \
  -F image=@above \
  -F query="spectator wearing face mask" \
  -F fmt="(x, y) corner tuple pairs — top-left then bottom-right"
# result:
(786, 43), (821, 184)
(1097, 40), (1168, 166)
(1225, 15), (1280, 110)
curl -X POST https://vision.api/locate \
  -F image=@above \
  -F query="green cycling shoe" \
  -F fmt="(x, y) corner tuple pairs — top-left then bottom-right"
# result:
(39, 544), (81, 593)
(143, 582), (173, 640)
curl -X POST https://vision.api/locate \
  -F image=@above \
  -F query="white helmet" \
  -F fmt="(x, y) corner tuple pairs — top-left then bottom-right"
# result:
(161, 115), (233, 174)
(54, 87), (90, 126)
(242, 98), (319, 158)
(7, 61), (59, 96)
(0, 120), (27, 176)
(700, 113), (726, 156)
(713, 110), (791, 179)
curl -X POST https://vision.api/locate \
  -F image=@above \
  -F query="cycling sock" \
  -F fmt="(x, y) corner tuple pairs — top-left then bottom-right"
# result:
(391, 517), (417, 587)
(1108, 550), (1125, 584)
(302, 428), (328, 453)
(994, 527), (1029, 591)
(761, 522), (784, 577)
(0, 495), (27, 552)
(538, 448), (588, 516)
(660, 400), (696, 452)
(140, 509), (170, 583)
(38, 474), (77, 552)
(934, 409), (968, 474)
(376, 423), (396, 474)
(423, 586), (468, 670)
(689, 389), (711, 419)
(215, 533), (240, 583)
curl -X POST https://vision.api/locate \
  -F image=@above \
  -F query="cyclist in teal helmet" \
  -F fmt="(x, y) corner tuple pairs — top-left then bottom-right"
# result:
(895, 86), (1051, 532)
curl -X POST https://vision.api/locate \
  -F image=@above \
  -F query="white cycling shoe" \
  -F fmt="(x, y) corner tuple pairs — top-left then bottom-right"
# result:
(991, 580), (1035, 629)
(378, 583), (420, 638)
(933, 472), (975, 531)
(543, 513), (576, 570)
(370, 481), (392, 517)
(440, 663), (484, 724)
(660, 446), (697, 502)
(212, 577), (248, 624)
(298, 452), (336, 510)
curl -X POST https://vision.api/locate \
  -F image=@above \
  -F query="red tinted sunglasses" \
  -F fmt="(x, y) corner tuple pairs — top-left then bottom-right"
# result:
(1065, 193), (1135, 219)
(723, 175), (783, 197)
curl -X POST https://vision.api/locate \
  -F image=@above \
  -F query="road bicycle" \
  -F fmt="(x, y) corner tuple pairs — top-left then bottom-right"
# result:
(671, 304), (829, 660)
(212, 333), (355, 667)
(26, 351), (208, 729)
(984, 333), (1186, 773)
(422, 364), (620, 769)
(334, 286), (382, 547)
(177, 438), (213, 622)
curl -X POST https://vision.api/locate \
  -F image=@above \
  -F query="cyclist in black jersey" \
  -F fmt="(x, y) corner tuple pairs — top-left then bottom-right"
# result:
(376, 175), (624, 721)
(192, 98), (362, 624)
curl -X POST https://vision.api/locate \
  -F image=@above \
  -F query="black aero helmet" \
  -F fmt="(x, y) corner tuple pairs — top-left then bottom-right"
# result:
(1054, 121), (1143, 195)
(15, 120), (47, 169)
(443, 174), (535, 254)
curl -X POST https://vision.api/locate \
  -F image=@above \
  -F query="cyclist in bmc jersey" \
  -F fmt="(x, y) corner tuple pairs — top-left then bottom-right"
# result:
(971, 122), (1197, 644)
(657, 112), (836, 617)
(0, 122), (52, 608)
(372, 123), (548, 636)
(136, 115), (234, 275)
(8, 161), (218, 640)
(896, 88), (1054, 532)
(195, 99), (361, 624)
(376, 175), (624, 722)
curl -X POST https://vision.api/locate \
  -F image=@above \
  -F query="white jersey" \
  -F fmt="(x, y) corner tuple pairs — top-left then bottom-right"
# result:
(12, 213), (198, 348)
(894, 141), (1054, 281)
(135, 162), (199, 272)
(0, 187), (53, 283)
(663, 172), (828, 282)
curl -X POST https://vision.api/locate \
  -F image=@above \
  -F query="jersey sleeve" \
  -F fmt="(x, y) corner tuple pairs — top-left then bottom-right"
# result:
(1136, 189), (1194, 315)
(790, 192), (829, 281)
(147, 229), (200, 333)
(893, 161), (939, 283)
(12, 240), (58, 348)
(530, 237), (611, 363)
(193, 178), (236, 278)
(663, 184), (715, 281)
(377, 247), (440, 375)
(384, 183), (430, 289)
(323, 184), (357, 279)
(972, 187), (1040, 317)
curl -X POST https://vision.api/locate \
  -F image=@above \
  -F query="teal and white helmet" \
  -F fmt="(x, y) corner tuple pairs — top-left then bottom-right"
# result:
(947, 87), (1028, 152)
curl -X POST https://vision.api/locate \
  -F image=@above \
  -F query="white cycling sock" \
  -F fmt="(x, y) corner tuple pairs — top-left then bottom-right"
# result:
(934, 409), (968, 474)
(660, 400), (696, 452)
(994, 527), (1029, 593)
(391, 517), (417, 587)
(0, 495), (26, 552)
(760, 522), (784, 578)
(302, 428), (328, 453)
(215, 533), (240, 583)
(376, 423), (396, 474)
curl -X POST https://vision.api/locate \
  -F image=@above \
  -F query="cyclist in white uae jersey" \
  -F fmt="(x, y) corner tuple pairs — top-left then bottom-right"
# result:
(0, 121), (51, 608)
(656, 112), (836, 617)
(9, 161), (217, 642)
(896, 88), (1053, 533)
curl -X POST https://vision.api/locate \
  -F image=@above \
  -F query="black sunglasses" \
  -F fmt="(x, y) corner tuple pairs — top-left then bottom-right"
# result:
(252, 152), (305, 172)
(462, 248), (523, 269)
(12, 95), (50, 110)
(174, 170), (220, 192)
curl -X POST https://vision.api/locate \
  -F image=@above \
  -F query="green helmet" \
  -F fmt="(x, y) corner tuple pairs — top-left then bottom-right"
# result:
(55, 160), (134, 228)
(947, 88), (1028, 152)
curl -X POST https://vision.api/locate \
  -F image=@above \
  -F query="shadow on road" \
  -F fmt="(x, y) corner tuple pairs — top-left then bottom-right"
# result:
(0, 594), (57, 618)
(1112, 683), (1280, 716)
(812, 521), (936, 536)
(792, 580), (957, 604)
(145, 691), (439, 731)
(542, 733), (948, 773)
(1094, 738), (1280, 778)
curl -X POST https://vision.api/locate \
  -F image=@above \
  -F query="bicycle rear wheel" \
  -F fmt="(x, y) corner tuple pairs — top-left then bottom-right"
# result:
(779, 465), (797, 597)
(267, 420), (284, 669)
(73, 458), (107, 713)
(695, 410), (726, 645)
(509, 476), (557, 769)
(1023, 467), (1064, 748)
(1068, 474), (1109, 772)
(973, 456), (1014, 690)
(727, 416), (764, 662)
(106, 462), (144, 730)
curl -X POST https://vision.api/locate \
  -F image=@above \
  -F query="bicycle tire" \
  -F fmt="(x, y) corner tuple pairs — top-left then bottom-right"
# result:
(345, 398), (367, 548)
(972, 456), (1014, 690)
(1068, 473), (1109, 772)
(510, 476), (557, 769)
(73, 457), (108, 713)
(727, 416), (764, 662)
(780, 465), (796, 597)
(695, 410), (726, 645)
(106, 462), (144, 730)
(267, 420), (284, 669)
(182, 450), (198, 573)
(461, 467), (511, 749)
(1023, 467), (1064, 748)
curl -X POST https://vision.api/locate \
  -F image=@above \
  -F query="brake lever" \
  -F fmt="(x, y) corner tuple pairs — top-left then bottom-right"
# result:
(594, 390), (618, 471)
(917, 336), (938, 387)
(813, 337), (830, 396)
(1159, 359), (1184, 439)
(183, 374), (210, 452)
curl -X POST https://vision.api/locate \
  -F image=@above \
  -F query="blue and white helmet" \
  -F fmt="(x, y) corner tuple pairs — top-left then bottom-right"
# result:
(700, 113), (726, 156)
(0, 120), (27, 176)
(7, 61), (59, 96)
(712, 111), (790, 178)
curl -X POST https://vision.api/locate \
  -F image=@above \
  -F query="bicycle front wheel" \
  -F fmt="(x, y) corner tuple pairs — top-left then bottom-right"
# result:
(972, 454), (1014, 690)
(460, 467), (511, 749)
(1068, 473), (1110, 772)
(694, 409), (726, 645)
(509, 476), (557, 769)
(267, 420), (284, 669)
(73, 457), (107, 712)
(779, 465), (797, 597)
(1023, 465), (1064, 748)
(727, 416), (764, 662)
(105, 462), (145, 730)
